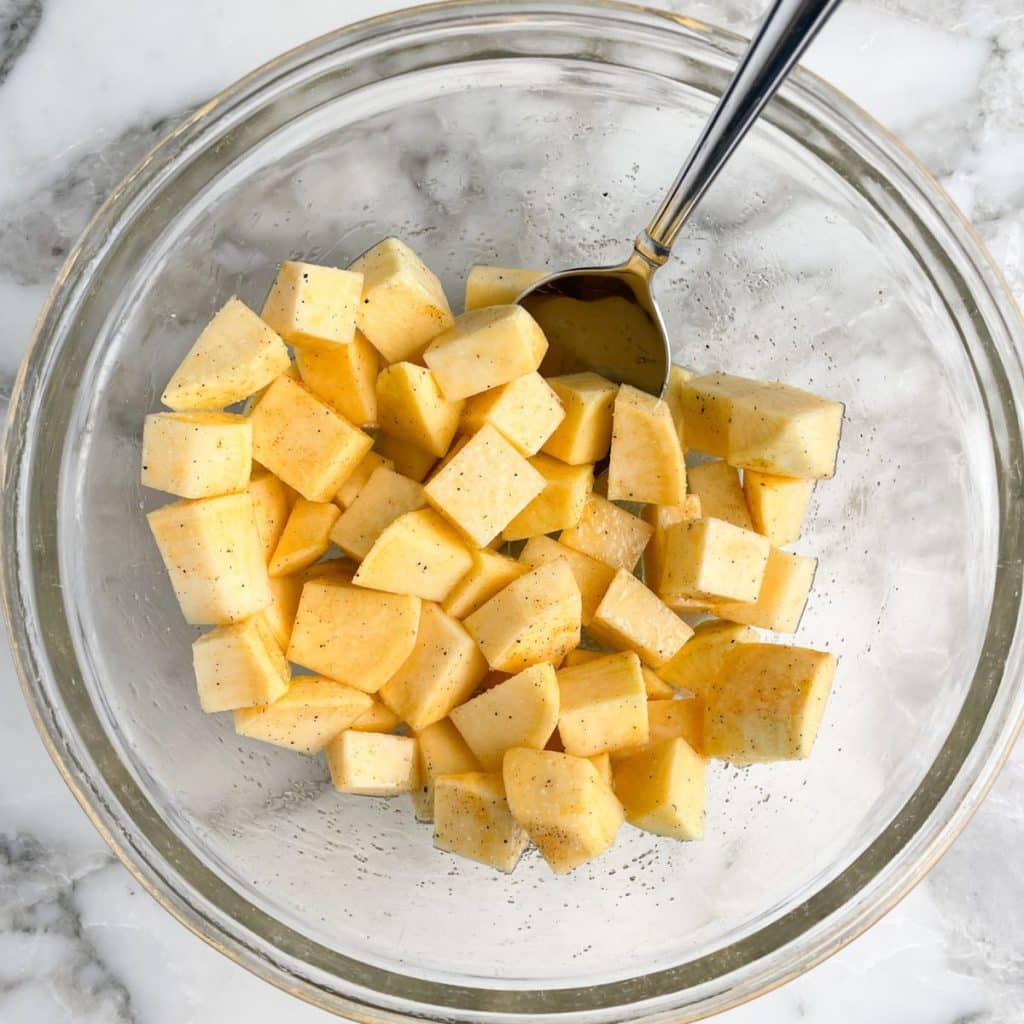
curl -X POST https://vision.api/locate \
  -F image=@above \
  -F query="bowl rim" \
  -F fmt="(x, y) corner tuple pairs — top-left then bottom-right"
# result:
(3, 1), (1024, 1021)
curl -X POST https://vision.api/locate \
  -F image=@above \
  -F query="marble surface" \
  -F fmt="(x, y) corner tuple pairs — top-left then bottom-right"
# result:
(0, 0), (1022, 1021)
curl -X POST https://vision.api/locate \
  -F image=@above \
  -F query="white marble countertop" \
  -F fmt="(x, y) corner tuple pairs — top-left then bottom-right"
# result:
(0, 0), (1021, 1021)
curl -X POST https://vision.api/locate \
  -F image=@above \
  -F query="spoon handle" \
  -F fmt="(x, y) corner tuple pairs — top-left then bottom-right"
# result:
(636, 0), (842, 264)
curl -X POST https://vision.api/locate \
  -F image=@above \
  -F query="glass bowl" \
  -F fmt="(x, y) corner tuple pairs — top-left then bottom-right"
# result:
(3, 2), (1024, 1021)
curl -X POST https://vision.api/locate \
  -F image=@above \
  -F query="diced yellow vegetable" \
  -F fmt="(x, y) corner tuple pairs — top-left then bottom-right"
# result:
(743, 470), (815, 547)
(541, 372), (618, 465)
(411, 719), (480, 821)
(141, 412), (252, 499)
(250, 375), (373, 502)
(302, 558), (358, 585)
(500, 455), (592, 542)
(353, 509), (473, 602)
(295, 332), (380, 428)
(664, 364), (696, 442)
(161, 297), (291, 411)
(287, 580), (421, 692)
(686, 460), (753, 531)
(562, 647), (674, 700)
(335, 451), (393, 508)
(657, 620), (758, 696)
(464, 265), (545, 310)
(148, 492), (270, 625)
(260, 260), (363, 349)
(242, 359), (301, 414)
(557, 650), (648, 756)
(434, 773), (530, 872)
(329, 467), (426, 560)
(461, 372), (565, 456)
(234, 677), (373, 754)
(503, 748), (624, 873)
(424, 306), (548, 401)
(559, 494), (653, 572)
(703, 644), (837, 762)
(587, 752), (613, 786)
(464, 561), (582, 673)
(679, 372), (843, 479)
(261, 573), (304, 650)
(376, 362), (464, 458)
(268, 499), (340, 577)
(326, 731), (417, 796)
(607, 385), (687, 505)
(518, 536), (615, 627)
(379, 603), (487, 731)
(424, 424), (545, 546)
(661, 517), (770, 603)
(611, 697), (704, 759)
(613, 738), (706, 840)
(247, 468), (295, 563)
(349, 237), (453, 363)
(373, 433), (437, 482)
(450, 663), (559, 769)
(350, 699), (403, 733)
(442, 548), (527, 619)
(641, 496), (702, 592)
(192, 616), (290, 712)
(715, 549), (816, 633)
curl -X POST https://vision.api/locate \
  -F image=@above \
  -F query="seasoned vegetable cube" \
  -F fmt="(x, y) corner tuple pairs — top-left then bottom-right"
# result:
(556, 651), (647, 756)
(715, 549), (816, 633)
(295, 332), (380, 428)
(657, 620), (758, 697)
(559, 494), (652, 572)
(376, 362), (463, 458)
(461, 372), (565, 456)
(686, 460), (753, 531)
(247, 468), (294, 563)
(464, 265), (544, 310)
(330, 467), (426, 560)
(518, 535), (615, 626)
(141, 412), (252, 499)
(261, 261), (362, 349)
(268, 499), (339, 576)
(261, 574), (304, 650)
(442, 549), (527, 620)
(661, 517), (770, 603)
(335, 451), (393, 508)
(192, 616), (289, 712)
(434, 773), (529, 872)
(373, 433), (437, 482)
(743, 470), (815, 546)
(607, 385), (686, 505)
(641, 496), (702, 592)
(613, 738), (706, 840)
(501, 455), (593, 541)
(411, 718), (480, 821)
(327, 731), (417, 795)
(541, 372), (617, 465)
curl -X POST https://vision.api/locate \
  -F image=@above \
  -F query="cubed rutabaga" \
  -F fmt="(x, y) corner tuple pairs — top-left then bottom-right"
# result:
(518, 536), (615, 627)
(715, 549), (817, 633)
(541, 372), (618, 465)
(161, 297), (291, 411)
(657, 620), (758, 697)
(503, 748), (624, 874)
(261, 573), (304, 650)
(686, 460), (753, 531)
(424, 305), (548, 401)
(247, 468), (295, 563)
(679, 372), (843, 479)
(450, 663), (560, 769)
(464, 265), (545, 310)
(664, 364), (696, 443)
(268, 499), (340, 577)
(559, 494), (653, 572)
(424, 424), (545, 547)
(329, 466), (426, 560)
(641, 496), (702, 593)
(295, 332), (380, 428)
(326, 731), (418, 796)
(378, 603), (487, 731)
(461, 372), (565, 456)
(141, 412), (252, 499)
(464, 560), (582, 673)
(234, 677), (373, 754)
(335, 451), (394, 509)
(501, 455), (593, 541)
(411, 718), (481, 821)
(373, 433), (437, 482)
(612, 738), (706, 840)
(250, 375), (373, 502)
(260, 260), (363, 350)
(703, 644), (837, 762)
(287, 580), (421, 692)
(350, 699), (403, 733)
(348, 237), (454, 363)
(611, 697), (705, 760)
(661, 517), (770, 603)
(607, 385), (687, 505)
(192, 615), (290, 713)
(147, 492), (271, 625)
(442, 548), (527, 619)
(743, 470), (815, 547)
(562, 648), (675, 700)
(376, 362), (464, 458)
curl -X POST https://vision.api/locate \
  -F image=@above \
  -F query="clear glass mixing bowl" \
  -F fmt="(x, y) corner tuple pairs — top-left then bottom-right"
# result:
(3, 2), (1024, 1021)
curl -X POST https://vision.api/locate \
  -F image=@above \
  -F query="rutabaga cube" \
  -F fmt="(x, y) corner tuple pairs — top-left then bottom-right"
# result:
(260, 261), (363, 349)
(192, 615), (290, 712)
(611, 698), (705, 759)
(450, 663), (560, 769)
(350, 699), (403, 733)
(247, 468), (295, 563)
(461, 372), (565, 456)
(743, 470), (815, 546)
(556, 651), (648, 756)
(376, 362), (464, 458)
(378, 603), (487, 731)
(657, 620), (758, 696)
(329, 466), (426, 560)
(612, 738), (706, 840)
(541, 372), (618, 465)
(287, 580), (421, 692)
(295, 332), (380, 428)
(607, 385), (687, 505)
(703, 644), (837, 762)
(348, 237), (454, 363)
(562, 648), (675, 700)
(464, 560), (582, 673)
(501, 455), (593, 542)
(686, 460), (753, 531)
(161, 297), (291, 411)
(442, 548), (527, 620)
(141, 412), (252, 499)
(503, 748), (624, 874)
(679, 372), (843, 479)
(518, 536), (615, 627)
(663, 364), (696, 443)
(433, 773), (530, 873)
(268, 499), (339, 577)
(424, 424), (546, 546)
(424, 306), (548, 401)
(464, 265), (545, 310)
(335, 451), (393, 508)
(559, 494), (653, 572)
(353, 509), (473, 602)
(715, 549), (817, 633)
(326, 731), (417, 796)
(147, 492), (271, 625)
(641, 496), (702, 593)
(411, 718), (481, 821)
(373, 433), (437, 483)
(234, 677), (373, 754)
(250, 375), (373, 502)
(261, 573), (304, 650)
(661, 517), (770, 603)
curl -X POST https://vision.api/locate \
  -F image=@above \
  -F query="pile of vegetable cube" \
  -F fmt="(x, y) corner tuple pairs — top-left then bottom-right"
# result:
(143, 237), (842, 875)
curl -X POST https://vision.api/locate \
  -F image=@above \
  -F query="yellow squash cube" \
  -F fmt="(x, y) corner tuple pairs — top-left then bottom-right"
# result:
(287, 580), (421, 692)
(664, 364), (696, 442)
(450, 663), (560, 769)
(464, 561), (582, 673)
(501, 455), (593, 541)
(348, 237), (454, 363)
(335, 451), (393, 508)
(261, 260), (363, 349)
(607, 385), (687, 505)
(250, 375), (373, 502)
(353, 509), (473, 602)
(192, 616), (290, 712)
(686, 460), (753, 531)
(376, 362), (464, 458)
(461, 372), (565, 456)
(679, 372), (844, 479)
(560, 494), (653, 572)
(424, 424), (545, 546)
(268, 499), (340, 577)
(234, 677), (373, 754)
(464, 265), (544, 310)
(541, 372), (618, 465)
(503, 748), (624, 873)
(557, 651), (648, 756)
(641, 496), (702, 592)
(295, 332), (380, 428)
(562, 648), (675, 700)
(715, 549), (817, 633)
(743, 470), (815, 546)
(411, 718), (481, 821)
(161, 297), (291, 411)
(327, 731), (417, 796)
(661, 517), (770, 603)
(613, 738), (706, 840)
(261, 573), (304, 650)
(442, 549), (527, 619)
(330, 466), (426, 560)
(518, 536), (615, 627)
(657, 620), (758, 697)
(141, 412), (252, 499)
(373, 433), (437, 482)
(351, 699), (403, 733)
(148, 492), (271, 625)
(424, 305), (548, 400)
(247, 468), (295, 563)
(379, 603), (487, 731)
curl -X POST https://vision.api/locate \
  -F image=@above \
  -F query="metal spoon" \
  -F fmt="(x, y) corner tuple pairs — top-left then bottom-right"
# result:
(519, 0), (842, 396)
